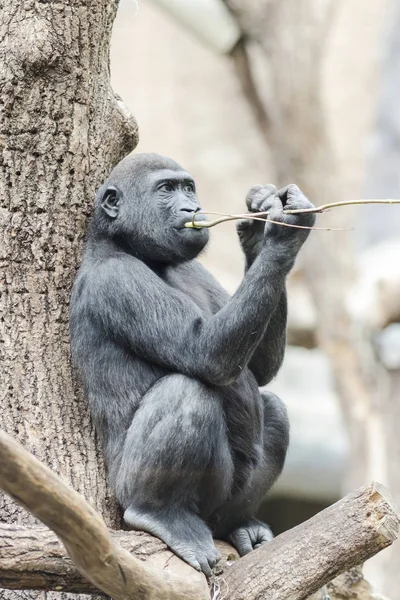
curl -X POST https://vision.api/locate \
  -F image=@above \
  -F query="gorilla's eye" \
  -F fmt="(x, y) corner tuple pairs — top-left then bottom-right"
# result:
(159, 182), (174, 193)
(183, 183), (195, 194)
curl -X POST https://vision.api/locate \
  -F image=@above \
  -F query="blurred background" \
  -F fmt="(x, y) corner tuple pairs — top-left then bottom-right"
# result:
(110, 0), (400, 595)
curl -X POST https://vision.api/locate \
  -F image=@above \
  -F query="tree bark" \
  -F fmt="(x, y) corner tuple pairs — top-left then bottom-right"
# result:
(0, 452), (398, 600)
(224, 483), (398, 600)
(0, 1), (138, 598)
(0, 395), (395, 600)
(0, 429), (210, 600)
(0, 525), (211, 595)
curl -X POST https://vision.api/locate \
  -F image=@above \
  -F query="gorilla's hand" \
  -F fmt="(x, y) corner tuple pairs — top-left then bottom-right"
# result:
(265, 184), (316, 247)
(236, 184), (277, 267)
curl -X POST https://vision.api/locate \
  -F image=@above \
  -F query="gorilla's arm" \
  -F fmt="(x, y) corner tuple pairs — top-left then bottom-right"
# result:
(240, 250), (288, 386)
(189, 261), (287, 386)
(236, 185), (308, 385)
(86, 238), (295, 388)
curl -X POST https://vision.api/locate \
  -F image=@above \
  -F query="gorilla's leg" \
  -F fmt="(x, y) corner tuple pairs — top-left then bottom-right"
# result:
(214, 391), (289, 555)
(117, 374), (233, 576)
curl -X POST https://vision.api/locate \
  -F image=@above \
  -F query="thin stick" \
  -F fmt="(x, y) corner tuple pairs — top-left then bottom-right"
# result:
(187, 211), (348, 231)
(285, 198), (400, 214)
(185, 199), (400, 229)
(256, 217), (349, 232)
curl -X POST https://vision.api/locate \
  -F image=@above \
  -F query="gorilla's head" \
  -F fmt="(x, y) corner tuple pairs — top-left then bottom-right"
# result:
(92, 153), (209, 264)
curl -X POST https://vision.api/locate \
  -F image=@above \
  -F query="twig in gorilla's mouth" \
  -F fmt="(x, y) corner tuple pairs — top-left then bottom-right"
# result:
(186, 211), (346, 232)
(185, 198), (400, 230)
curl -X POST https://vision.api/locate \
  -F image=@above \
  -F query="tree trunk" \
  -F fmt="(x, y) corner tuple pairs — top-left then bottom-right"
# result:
(0, 1), (138, 598)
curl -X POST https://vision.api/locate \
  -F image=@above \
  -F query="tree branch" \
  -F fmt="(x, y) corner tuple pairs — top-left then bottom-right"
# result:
(0, 430), (209, 600)
(0, 430), (398, 599)
(224, 482), (399, 600)
(0, 524), (226, 595)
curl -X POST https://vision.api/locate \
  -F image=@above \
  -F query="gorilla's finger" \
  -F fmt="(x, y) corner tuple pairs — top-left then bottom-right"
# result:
(197, 556), (212, 577)
(277, 184), (309, 208)
(208, 550), (221, 571)
(245, 184), (264, 210)
(250, 185), (277, 212)
(230, 529), (253, 556)
(266, 195), (284, 221)
(258, 196), (275, 214)
(236, 219), (252, 232)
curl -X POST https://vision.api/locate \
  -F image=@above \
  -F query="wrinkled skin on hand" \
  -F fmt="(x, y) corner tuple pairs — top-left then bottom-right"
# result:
(237, 183), (316, 268)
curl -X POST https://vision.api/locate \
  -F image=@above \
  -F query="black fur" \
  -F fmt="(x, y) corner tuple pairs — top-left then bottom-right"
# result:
(70, 153), (315, 575)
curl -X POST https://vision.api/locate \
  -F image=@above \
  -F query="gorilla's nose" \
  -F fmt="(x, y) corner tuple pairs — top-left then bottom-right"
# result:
(180, 206), (205, 218)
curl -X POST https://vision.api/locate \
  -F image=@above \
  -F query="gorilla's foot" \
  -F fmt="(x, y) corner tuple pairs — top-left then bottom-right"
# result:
(124, 505), (221, 576)
(229, 518), (273, 556)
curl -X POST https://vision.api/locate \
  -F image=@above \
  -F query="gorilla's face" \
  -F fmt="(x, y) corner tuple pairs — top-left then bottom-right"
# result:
(140, 167), (209, 262)
(95, 154), (209, 264)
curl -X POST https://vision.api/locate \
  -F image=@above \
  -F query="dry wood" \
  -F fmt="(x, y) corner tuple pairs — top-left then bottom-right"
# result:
(0, 525), (218, 596)
(222, 482), (399, 600)
(0, 430), (209, 600)
(0, 428), (398, 600)
(0, 529), (381, 600)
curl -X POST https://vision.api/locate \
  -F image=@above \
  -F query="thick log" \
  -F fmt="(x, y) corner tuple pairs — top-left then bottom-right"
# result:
(0, 428), (398, 600)
(0, 525), (389, 600)
(0, 525), (220, 595)
(224, 482), (399, 600)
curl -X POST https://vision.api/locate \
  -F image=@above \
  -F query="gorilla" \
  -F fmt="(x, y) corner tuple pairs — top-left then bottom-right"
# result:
(70, 153), (316, 576)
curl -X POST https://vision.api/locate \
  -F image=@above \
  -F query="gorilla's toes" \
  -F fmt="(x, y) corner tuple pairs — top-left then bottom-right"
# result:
(124, 505), (221, 576)
(173, 538), (221, 577)
(229, 518), (273, 556)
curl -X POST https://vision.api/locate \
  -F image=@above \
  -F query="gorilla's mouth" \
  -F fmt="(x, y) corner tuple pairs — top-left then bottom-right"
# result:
(176, 224), (208, 234)
(177, 213), (208, 230)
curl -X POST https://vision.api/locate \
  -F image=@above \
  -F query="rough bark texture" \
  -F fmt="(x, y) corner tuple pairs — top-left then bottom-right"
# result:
(0, 430), (210, 600)
(0, 526), (388, 600)
(0, 525), (217, 595)
(0, 460), (398, 600)
(0, 1), (138, 599)
(223, 483), (398, 600)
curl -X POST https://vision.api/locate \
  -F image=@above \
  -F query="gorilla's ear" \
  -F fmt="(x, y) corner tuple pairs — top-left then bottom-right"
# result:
(101, 186), (122, 218)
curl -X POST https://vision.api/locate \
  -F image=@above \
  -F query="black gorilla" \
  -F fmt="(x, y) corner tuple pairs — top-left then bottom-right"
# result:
(70, 153), (316, 575)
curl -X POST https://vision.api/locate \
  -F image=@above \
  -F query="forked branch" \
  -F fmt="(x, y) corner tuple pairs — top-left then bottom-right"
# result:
(0, 430), (209, 600)
(0, 429), (399, 600)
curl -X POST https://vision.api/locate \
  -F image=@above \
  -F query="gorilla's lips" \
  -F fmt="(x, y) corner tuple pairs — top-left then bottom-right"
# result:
(181, 213), (208, 230)
(175, 213), (208, 231)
